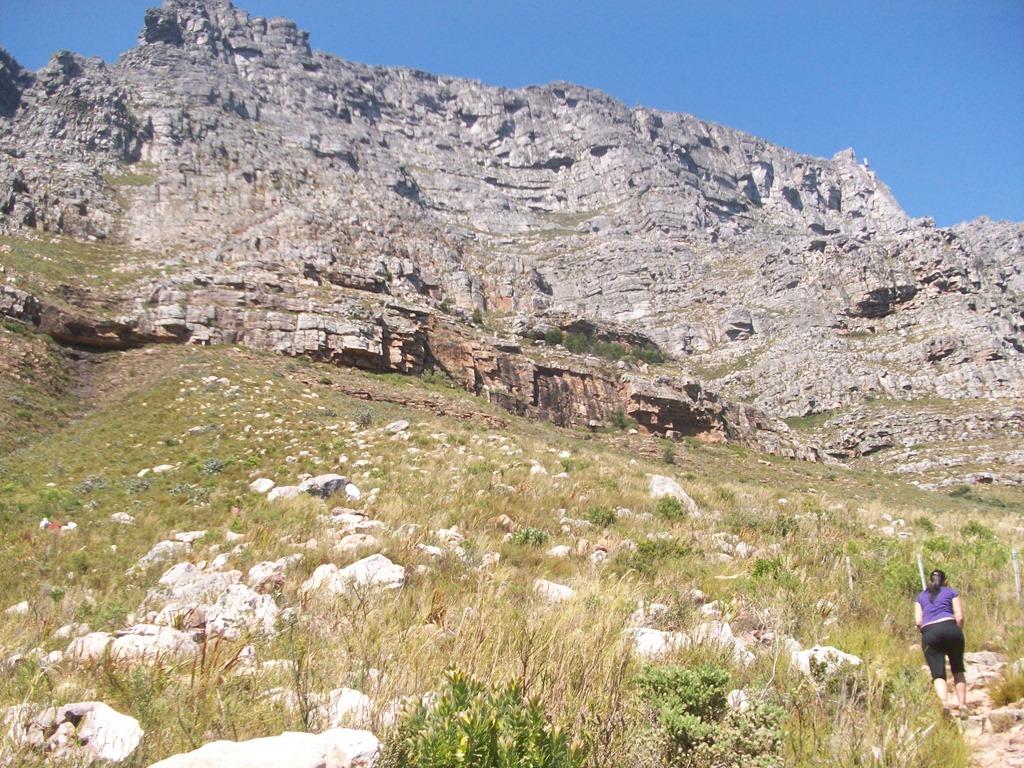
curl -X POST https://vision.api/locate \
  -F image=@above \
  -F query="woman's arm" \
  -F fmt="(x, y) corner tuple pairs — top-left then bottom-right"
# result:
(953, 596), (964, 628)
(914, 601), (923, 630)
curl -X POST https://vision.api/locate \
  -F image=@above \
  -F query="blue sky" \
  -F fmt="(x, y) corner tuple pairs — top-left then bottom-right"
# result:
(2, 1), (1022, 226)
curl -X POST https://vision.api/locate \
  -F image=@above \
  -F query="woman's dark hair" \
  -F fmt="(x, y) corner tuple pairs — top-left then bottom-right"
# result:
(927, 569), (946, 603)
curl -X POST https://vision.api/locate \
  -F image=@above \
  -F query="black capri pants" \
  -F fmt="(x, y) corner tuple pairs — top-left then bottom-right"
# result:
(921, 620), (965, 680)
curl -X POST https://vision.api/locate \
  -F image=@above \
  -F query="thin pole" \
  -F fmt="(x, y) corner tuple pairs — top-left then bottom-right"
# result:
(845, 555), (855, 599)
(917, 553), (927, 591)
(1013, 549), (1021, 605)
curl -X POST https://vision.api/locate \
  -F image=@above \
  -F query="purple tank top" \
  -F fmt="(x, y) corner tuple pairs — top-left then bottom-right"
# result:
(917, 586), (958, 625)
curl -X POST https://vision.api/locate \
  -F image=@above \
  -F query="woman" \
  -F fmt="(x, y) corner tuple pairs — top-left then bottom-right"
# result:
(914, 569), (967, 713)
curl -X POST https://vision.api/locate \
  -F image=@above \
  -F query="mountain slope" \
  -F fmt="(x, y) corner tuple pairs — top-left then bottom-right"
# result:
(0, 0), (1021, 485)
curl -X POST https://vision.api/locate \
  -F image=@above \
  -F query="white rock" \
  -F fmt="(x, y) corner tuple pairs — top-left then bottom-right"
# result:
(302, 555), (406, 596)
(152, 464), (176, 474)
(174, 530), (207, 545)
(135, 540), (188, 570)
(249, 478), (276, 494)
(299, 474), (349, 498)
(334, 534), (380, 556)
(529, 462), (548, 476)
(110, 512), (135, 525)
(53, 623), (90, 640)
(626, 627), (688, 659)
(147, 728), (380, 768)
(59, 701), (143, 762)
(345, 483), (362, 501)
(648, 475), (700, 514)
(546, 545), (571, 558)
(793, 645), (863, 676)
(4, 601), (29, 616)
(533, 579), (575, 603)
(67, 625), (199, 665)
(726, 689), (750, 712)
(206, 584), (279, 639)
(628, 602), (669, 627)
(325, 688), (373, 727)
(416, 544), (445, 558)
(385, 419), (410, 433)
(268, 485), (301, 503)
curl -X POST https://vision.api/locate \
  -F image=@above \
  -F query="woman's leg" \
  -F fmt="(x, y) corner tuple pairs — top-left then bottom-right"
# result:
(952, 672), (967, 708)
(948, 625), (967, 709)
(932, 676), (949, 703)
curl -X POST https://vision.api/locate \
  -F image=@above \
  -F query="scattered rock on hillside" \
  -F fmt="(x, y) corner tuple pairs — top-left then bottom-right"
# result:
(147, 728), (380, 768)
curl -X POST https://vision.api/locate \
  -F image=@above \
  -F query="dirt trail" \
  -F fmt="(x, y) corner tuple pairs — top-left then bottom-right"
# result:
(962, 652), (1024, 767)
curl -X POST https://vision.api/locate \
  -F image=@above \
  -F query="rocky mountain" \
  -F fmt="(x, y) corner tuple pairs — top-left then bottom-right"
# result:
(1, 0), (1021, 481)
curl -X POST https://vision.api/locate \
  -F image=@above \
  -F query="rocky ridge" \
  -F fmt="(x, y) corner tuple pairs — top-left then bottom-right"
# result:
(1, 0), (1021, 477)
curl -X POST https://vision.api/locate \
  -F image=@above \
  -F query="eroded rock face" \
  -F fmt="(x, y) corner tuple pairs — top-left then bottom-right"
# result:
(1, 0), (1020, 474)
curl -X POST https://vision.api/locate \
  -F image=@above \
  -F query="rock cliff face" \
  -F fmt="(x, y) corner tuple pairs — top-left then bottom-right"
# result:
(1, 0), (1021, 475)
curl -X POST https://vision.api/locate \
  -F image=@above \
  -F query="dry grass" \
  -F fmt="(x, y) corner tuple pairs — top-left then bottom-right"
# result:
(1, 343), (1020, 766)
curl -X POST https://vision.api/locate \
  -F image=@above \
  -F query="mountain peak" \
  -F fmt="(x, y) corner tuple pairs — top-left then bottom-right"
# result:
(138, 0), (310, 61)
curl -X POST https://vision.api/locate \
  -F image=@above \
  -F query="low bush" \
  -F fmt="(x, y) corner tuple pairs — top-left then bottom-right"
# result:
(381, 670), (586, 768)
(509, 527), (549, 547)
(635, 663), (783, 767)
(655, 496), (686, 521)
(584, 506), (617, 528)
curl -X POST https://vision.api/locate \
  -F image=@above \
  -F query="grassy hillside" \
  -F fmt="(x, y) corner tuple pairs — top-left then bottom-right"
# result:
(1, 342), (1021, 766)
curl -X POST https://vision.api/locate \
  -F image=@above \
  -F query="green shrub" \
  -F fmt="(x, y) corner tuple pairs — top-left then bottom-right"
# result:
(751, 557), (784, 580)
(381, 670), (586, 768)
(635, 664), (783, 767)
(471, 308), (484, 325)
(655, 496), (686, 521)
(350, 405), (376, 427)
(662, 442), (676, 465)
(584, 506), (617, 528)
(420, 368), (456, 389)
(200, 457), (230, 475)
(962, 520), (995, 540)
(510, 527), (549, 547)
(543, 329), (565, 346)
(609, 409), (630, 430)
(615, 537), (690, 576)
(915, 515), (936, 533)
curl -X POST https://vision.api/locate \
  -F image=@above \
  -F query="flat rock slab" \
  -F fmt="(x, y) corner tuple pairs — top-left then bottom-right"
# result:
(147, 728), (380, 768)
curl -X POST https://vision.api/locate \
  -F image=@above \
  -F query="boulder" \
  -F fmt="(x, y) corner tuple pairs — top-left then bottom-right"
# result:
(146, 728), (380, 768)
(206, 584), (279, 639)
(302, 555), (406, 596)
(325, 688), (373, 728)
(648, 475), (700, 514)
(533, 579), (575, 603)
(59, 701), (144, 762)
(385, 420), (410, 433)
(299, 474), (349, 499)
(268, 486), (301, 503)
(793, 645), (862, 676)
(625, 627), (688, 659)
(249, 478), (276, 494)
(67, 624), (199, 664)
